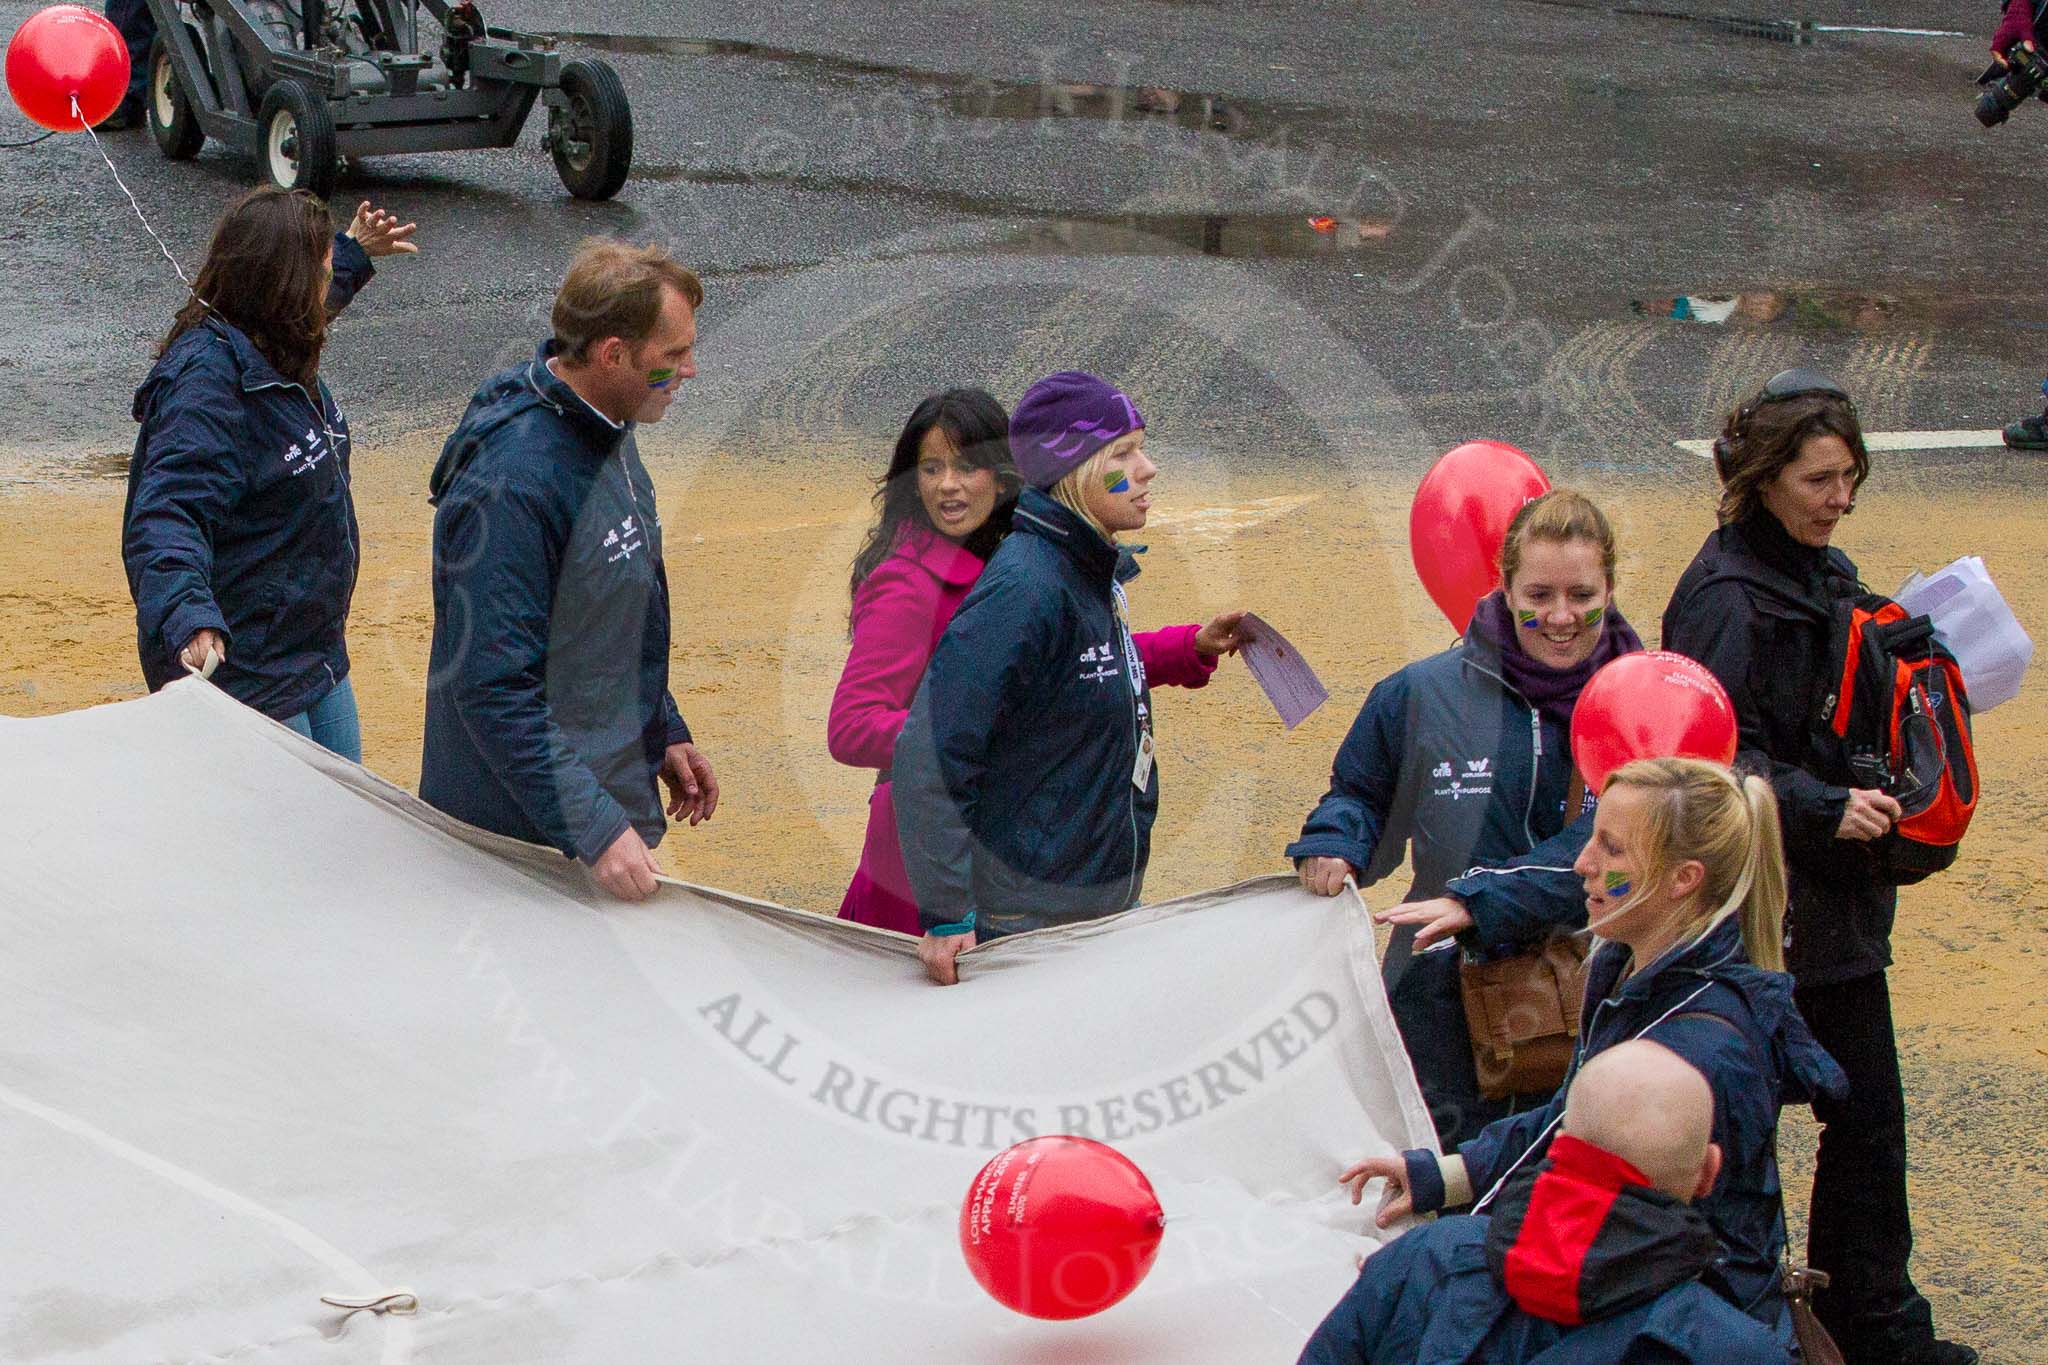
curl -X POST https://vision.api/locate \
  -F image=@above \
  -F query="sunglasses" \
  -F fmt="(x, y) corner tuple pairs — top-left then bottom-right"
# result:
(1714, 368), (1858, 471)
(1754, 366), (1852, 407)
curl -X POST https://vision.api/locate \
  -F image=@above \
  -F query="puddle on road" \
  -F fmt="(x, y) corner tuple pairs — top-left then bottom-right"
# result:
(546, 31), (1319, 139)
(1518, 0), (1819, 44)
(1523, 1), (1967, 42)
(942, 81), (1259, 138)
(1000, 212), (1389, 259)
(1631, 288), (1985, 331)
(630, 156), (1394, 261)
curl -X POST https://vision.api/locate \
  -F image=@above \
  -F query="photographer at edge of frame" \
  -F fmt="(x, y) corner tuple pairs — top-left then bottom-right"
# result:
(1991, 2), (2048, 450)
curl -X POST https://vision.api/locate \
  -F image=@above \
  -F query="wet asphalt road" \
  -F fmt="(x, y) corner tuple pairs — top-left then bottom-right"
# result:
(0, 1), (2041, 488)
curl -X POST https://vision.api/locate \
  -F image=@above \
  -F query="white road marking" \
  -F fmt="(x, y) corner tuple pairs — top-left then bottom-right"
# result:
(1812, 25), (1969, 38)
(1675, 430), (2008, 459)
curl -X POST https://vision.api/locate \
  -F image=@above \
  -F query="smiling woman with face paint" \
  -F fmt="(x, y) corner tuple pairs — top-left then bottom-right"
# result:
(1339, 758), (1847, 1350)
(1288, 490), (1643, 1149)
(888, 372), (1249, 981)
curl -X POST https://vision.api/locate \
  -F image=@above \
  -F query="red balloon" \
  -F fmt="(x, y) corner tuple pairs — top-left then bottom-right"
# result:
(1571, 651), (1739, 795)
(959, 1136), (1165, 1320)
(5, 5), (130, 132)
(1410, 440), (1552, 632)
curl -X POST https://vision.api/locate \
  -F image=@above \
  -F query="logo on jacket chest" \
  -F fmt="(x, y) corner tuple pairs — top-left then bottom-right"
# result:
(1077, 639), (1122, 685)
(602, 513), (644, 563)
(281, 424), (343, 478)
(1430, 756), (1495, 802)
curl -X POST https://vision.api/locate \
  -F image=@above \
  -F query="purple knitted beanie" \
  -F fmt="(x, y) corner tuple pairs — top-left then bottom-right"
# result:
(1008, 371), (1146, 489)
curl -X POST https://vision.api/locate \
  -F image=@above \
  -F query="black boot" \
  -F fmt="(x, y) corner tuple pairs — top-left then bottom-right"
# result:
(2001, 412), (2048, 450)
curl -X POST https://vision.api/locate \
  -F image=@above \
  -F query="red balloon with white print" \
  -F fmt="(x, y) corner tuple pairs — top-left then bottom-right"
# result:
(959, 1136), (1166, 1319)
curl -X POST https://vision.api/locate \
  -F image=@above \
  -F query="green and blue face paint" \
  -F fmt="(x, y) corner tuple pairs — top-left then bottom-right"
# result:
(1583, 605), (1606, 628)
(1603, 870), (1633, 898)
(646, 366), (679, 391)
(1515, 609), (1541, 630)
(1104, 469), (1131, 494)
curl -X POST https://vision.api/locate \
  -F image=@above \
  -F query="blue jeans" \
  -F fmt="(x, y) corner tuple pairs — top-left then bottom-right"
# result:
(282, 676), (363, 762)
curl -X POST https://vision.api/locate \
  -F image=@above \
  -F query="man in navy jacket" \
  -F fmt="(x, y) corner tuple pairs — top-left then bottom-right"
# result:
(1299, 1041), (1785, 1365)
(420, 241), (716, 901)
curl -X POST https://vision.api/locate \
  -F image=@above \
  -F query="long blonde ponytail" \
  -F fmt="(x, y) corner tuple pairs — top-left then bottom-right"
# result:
(1736, 773), (1787, 972)
(1601, 758), (1788, 972)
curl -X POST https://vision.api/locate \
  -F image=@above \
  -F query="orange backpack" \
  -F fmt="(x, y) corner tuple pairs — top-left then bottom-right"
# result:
(1822, 595), (1978, 884)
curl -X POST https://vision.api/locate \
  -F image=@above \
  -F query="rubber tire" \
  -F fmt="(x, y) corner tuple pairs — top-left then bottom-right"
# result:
(551, 59), (633, 201)
(147, 26), (205, 160)
(256, 79), (338, 200)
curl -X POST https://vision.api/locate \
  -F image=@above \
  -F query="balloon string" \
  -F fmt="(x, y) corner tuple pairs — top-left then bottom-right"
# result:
(72, 93), (201, 294)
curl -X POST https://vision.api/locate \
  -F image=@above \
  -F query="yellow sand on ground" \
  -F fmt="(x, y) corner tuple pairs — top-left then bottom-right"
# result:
(4, 436), (2044, 1359)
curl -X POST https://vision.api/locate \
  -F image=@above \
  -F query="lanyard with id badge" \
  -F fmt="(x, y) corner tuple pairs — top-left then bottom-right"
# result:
(1112, 582), (1154, 791)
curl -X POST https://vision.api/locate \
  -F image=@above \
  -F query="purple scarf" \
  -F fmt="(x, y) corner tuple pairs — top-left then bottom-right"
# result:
(1469, 591), (1643, 728)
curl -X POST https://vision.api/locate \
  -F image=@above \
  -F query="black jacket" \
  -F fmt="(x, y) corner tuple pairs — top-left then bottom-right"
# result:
(1662, 510), (1895, 986)
(892, 490), (1157, 938)
(122, 235), (373, 720)
(419, 344), (692, 864)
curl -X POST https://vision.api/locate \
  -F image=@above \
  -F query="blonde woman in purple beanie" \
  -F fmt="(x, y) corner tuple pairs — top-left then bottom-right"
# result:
(890, 372), (1247, 984)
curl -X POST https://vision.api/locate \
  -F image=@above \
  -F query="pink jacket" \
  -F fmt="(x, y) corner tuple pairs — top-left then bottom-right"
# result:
(829, 524), (1216, 933)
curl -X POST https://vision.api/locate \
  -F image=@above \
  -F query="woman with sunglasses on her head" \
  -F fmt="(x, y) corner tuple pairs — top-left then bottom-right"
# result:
(1660, 371), (1975, 1365)
(839, 378), (1245, 942)
(1339, 758), (1846, 1348)
(122, 188), (417, 760)
(1288, 491), (1641, 1151)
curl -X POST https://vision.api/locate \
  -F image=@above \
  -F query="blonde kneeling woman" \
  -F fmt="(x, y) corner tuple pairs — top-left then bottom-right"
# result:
(1340, 758), (1846, 1348)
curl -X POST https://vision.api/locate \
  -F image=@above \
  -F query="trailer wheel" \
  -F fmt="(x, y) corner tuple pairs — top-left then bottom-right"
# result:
(257, 79), (338, 199)
(551, 59), (633, 201)
(147, 26), (205, 160)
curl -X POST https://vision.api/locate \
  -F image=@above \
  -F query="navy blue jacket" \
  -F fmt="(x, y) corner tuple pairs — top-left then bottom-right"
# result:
(122, 234), (373, 720)
(1442, 813), (1594, 967)
(1285, 620), (1592, 1149)
(1297, 1212), (1785, 1365)
(1285, 617), (1587, 923)
(1405, 915), (1847, 1344)
(892, 489), (1156, 938)
(419, 343), (692, 864)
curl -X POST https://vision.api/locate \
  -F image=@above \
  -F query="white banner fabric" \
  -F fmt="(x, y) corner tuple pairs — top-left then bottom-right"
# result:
(0, 679), (1436, 1363)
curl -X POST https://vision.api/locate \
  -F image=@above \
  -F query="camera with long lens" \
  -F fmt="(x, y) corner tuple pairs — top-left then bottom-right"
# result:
(1977, 44), (2048, 127)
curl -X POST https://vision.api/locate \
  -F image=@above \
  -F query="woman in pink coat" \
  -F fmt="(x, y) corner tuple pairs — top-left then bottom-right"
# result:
(829, 388), (1243, 933)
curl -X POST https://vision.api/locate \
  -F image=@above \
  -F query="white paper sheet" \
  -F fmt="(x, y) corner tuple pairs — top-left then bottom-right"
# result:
(1238, 613), (1331, 730)
(1895, 556), (2034, 712)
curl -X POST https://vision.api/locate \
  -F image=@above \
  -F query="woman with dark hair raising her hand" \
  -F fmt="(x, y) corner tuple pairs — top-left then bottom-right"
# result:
(122, 189), (416, 759)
